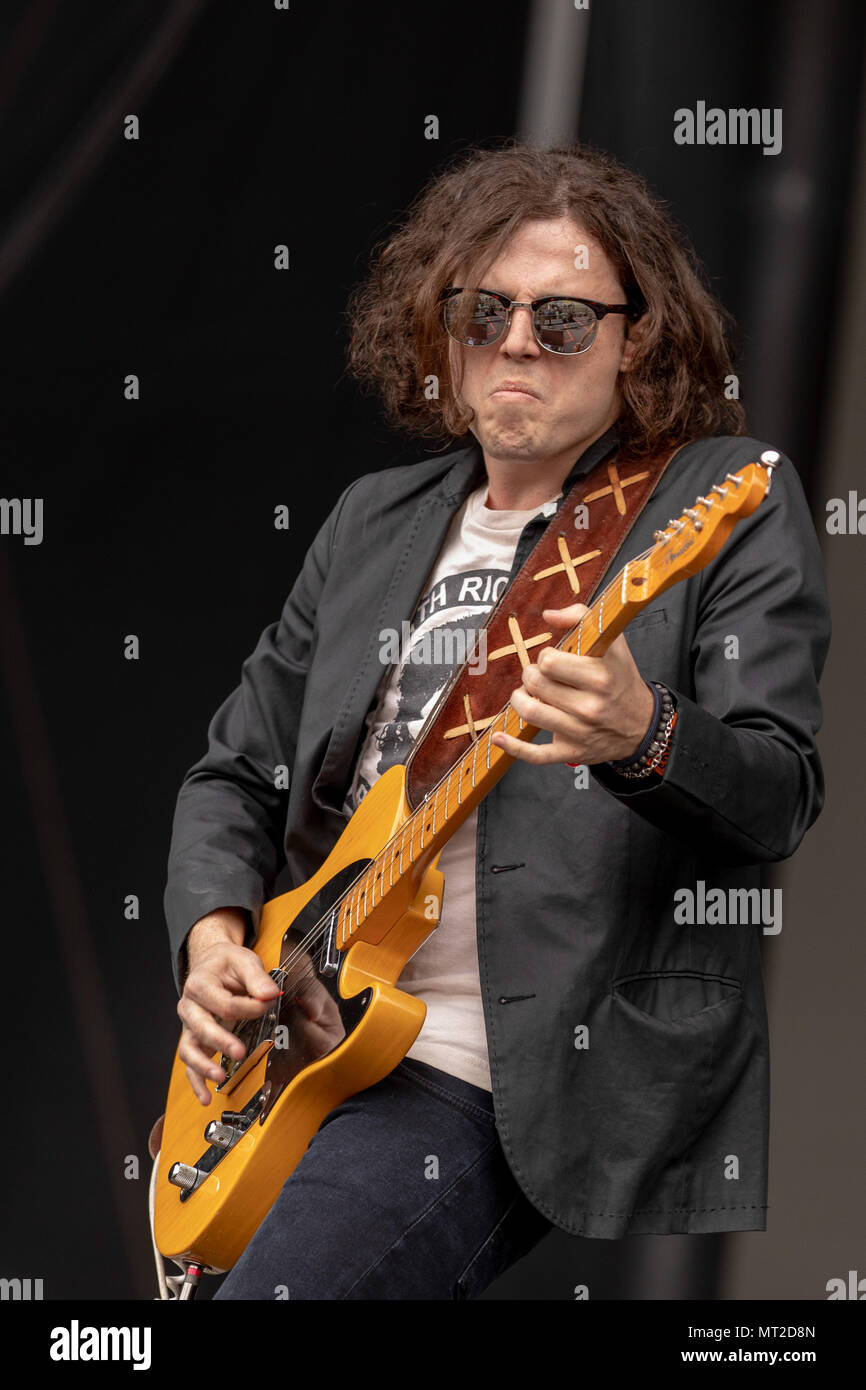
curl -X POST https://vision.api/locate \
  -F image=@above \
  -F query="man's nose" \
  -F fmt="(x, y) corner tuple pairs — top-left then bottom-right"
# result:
(500, 305), (540, 356)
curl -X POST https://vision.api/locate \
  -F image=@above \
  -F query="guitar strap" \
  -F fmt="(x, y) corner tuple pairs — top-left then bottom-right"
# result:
(404, 440), (690, 809)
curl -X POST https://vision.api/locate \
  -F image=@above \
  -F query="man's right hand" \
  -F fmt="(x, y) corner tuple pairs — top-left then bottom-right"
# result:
(177, 908), (280, 1106)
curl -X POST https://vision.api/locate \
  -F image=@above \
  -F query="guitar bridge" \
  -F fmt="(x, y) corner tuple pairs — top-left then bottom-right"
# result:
(217, 969), (282, 1093)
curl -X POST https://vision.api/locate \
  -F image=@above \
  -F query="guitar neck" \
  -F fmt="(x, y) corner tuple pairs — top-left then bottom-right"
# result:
(333, 553), (664, 947)
(334, 456), (776, 950)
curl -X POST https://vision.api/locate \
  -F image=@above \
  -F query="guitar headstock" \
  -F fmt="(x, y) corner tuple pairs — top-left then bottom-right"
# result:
(633, 450), (780, 605)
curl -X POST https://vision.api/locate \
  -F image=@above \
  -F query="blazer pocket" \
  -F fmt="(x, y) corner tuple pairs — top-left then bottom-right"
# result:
(622, 605), (667, 632)
(585, 971), (748, 1188)
(612, 968), (742, 1022)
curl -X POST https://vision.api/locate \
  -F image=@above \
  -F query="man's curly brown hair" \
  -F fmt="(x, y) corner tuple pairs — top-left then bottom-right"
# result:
(345, 140), (745, 457)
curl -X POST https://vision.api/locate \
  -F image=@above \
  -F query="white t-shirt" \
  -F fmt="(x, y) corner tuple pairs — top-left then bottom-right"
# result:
(343, 482), (559, 1090)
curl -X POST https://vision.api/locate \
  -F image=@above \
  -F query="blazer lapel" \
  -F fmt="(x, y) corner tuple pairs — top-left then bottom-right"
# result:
(311, 441), (486, 813)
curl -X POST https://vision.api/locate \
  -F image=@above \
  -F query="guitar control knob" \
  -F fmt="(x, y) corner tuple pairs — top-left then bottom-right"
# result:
(168, 1162), (200, 1192)
(219, 1110), (248, 1126)
(204, 1120), (241, 1148)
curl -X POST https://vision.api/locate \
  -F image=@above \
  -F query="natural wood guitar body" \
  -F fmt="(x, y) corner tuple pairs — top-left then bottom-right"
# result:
(154, 763), (443, 1271)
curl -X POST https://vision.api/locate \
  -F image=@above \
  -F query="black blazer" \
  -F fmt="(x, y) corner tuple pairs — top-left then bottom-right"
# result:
(164, 426), (830, 1237)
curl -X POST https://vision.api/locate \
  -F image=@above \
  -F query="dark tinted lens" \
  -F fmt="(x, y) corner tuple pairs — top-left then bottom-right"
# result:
(444, 290), (507, 346)
(535, 299), (597, 354)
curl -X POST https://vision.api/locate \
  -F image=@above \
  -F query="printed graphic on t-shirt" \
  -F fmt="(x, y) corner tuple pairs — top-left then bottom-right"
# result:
(338, 483), (555, 1093)
(345, 565), (510, 811)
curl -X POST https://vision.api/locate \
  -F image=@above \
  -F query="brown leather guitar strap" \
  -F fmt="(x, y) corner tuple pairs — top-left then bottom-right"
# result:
(404, 441), (689, 810)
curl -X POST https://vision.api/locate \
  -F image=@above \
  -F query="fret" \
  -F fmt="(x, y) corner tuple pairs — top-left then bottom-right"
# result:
(311, 459), (758, 968)
(371, 855), (381, 907)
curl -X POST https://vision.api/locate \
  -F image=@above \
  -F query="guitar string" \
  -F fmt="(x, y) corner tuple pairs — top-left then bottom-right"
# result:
(260, 534), (670, 1003)
(218, 538), (665, 1060)
(217, 473), (757, 1065)
(221, 463), (753, 1060)
(250, 534), (665, 1006)
(219, 467), (756, 1050)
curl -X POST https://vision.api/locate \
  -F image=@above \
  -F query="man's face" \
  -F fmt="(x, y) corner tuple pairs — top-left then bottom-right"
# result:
(448, 217), (640, 465)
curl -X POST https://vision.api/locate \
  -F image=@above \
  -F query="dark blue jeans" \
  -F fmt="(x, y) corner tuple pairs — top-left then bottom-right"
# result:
(212, 1058), (553, 1300)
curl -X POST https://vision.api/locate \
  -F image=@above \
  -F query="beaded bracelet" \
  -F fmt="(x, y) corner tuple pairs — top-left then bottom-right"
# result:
(608, 679), (662, 768)
(610, 682), (677, 779)
(566, 681), (677, 778)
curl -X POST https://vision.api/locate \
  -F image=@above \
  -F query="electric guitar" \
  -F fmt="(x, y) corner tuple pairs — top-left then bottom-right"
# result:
(154, 452), (779, 1271)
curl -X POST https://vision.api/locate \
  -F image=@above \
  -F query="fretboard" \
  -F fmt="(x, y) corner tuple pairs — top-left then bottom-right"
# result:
(335, 552), (651, 949)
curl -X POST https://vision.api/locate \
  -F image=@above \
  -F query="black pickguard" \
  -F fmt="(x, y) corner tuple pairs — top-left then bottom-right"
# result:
(174, 862), (377, 1201)
(259, 859), (374, 1120)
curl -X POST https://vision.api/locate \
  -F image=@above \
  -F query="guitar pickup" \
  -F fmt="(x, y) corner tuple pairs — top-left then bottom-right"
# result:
(216, 1038), (273, 1094)
(320, 908), (341, 977)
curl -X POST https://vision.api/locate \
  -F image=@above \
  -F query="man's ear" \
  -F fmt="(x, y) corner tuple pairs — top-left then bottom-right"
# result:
(619, 315), (646, 373)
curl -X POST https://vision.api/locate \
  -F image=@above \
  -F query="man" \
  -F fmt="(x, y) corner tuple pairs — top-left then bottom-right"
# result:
(163, 143), (830, 1299)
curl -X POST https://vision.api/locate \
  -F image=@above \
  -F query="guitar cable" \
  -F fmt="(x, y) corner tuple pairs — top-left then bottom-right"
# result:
(148, 1149), (212, 1299)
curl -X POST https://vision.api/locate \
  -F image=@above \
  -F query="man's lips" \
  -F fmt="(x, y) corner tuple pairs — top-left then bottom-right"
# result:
(489, 382), (541, 400)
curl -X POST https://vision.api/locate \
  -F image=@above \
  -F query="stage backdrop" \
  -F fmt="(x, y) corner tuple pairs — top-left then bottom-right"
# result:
(0, 0), (863, 1301)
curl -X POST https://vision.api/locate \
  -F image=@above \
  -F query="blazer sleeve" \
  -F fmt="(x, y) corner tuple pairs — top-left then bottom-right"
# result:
(163, 478), (362, 993)
(590, 450), (831, 866)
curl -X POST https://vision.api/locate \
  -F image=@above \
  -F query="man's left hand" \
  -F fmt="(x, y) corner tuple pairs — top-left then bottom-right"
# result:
(490, 602), (656, 767)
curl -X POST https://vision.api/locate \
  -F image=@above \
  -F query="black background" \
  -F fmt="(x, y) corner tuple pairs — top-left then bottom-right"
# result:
(0, 0), (863, 1300)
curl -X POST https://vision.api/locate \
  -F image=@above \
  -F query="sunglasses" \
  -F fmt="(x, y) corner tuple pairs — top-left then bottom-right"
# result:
(440, 286), (643, 355)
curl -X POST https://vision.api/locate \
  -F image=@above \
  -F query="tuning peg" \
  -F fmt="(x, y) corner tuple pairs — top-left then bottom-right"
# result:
(760, 450), (781, 491)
